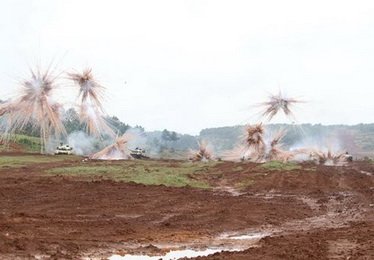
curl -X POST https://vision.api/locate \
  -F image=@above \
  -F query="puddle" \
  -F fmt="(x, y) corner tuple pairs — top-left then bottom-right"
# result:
(109, 248), (229, 260)
(253, 192), (296, 200)
(115, 214), (143, 219)
(109, 231), (270, 260)
(223, 233), (268, 240)
(360, 170), (373, 176)
(214, 186), (246, 196)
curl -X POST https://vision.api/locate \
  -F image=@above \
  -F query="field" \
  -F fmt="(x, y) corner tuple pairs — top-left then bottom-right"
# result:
(0, 152), (373, 259)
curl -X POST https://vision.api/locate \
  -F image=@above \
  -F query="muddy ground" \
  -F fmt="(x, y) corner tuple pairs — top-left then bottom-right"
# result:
(0, 153), (373, 259)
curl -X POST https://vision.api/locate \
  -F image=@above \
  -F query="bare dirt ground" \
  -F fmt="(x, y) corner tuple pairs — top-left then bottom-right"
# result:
(0, 153), (373, 259)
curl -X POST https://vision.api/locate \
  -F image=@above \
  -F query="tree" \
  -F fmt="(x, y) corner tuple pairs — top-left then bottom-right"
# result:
(107, 116), (130, 134)
(161, 129), (171, 142)
(161, 129), (179, 142)
(64, 108), (82, 134)
(170, 131), (179, 141)
(134, 125), (145, 132)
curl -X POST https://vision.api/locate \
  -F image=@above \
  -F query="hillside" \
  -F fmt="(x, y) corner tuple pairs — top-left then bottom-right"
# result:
(2, 123), (374, 158)
(198, 123), (374, 158)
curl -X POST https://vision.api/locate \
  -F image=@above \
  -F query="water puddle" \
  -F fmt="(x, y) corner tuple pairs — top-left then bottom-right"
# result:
(109, 231), (270, 260)
(222, 233), (268, 240)
(109, 248), (228, 260)
(214, 186), (246, 196)
(360, 170), (373, 176)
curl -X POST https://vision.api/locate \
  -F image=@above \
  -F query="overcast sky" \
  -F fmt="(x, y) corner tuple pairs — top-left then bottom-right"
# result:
(1, 0), (374, 134)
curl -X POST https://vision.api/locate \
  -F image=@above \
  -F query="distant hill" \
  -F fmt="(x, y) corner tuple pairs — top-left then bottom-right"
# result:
(147, 123), (374, 158)
(2, 121), (374, 159)
(197, 123), (374, 158)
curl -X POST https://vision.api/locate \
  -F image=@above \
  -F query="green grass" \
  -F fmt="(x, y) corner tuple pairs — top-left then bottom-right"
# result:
(47, 161), (214, 189)
(259, 161), (301, 171)
(0, 134), (42, 152)
(0, 155), (76, 168)
(14, 135), (42, 152)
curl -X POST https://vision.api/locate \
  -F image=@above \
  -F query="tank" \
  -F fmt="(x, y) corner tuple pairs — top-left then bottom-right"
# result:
(130, 147), (149, 159)
(55, 143), (73, 155)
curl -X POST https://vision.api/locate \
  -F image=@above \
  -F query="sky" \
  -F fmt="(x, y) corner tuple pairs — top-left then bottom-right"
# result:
(1, 0), (374, 135)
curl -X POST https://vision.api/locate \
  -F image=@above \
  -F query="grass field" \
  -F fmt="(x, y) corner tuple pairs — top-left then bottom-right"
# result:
(0, 153), (220, 188)
(259, 161), (302, 171)
(0, 155), (77, 168)
(0, 134), (41, 152)
(0, 153), (319, 189)
(47, 160), (217, 189)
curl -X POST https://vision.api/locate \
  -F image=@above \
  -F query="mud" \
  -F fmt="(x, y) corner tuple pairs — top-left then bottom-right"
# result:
(0, 154), (373, 259)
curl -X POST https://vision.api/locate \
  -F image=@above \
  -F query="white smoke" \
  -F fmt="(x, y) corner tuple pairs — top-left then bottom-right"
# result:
(289, 135), (347, 163)
(125, 128), (147, 150)
(67, 131), (99, 155)
(290, 135), (344, 153)
(46, 138), (60, 154)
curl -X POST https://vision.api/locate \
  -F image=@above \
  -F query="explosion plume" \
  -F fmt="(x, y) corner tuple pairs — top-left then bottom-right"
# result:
(68, 68), (104, 108)
(0, 68), (66, 153)
(260, 90), (302, 121)
(0, 101), (16, 133)
(232, 123), (266, 162)
(309, 149), (349, 166)
(267, 130), (294, 162)
(245, 123), (265, 158)
(90, 133), (133, 160)
(190, 140), (213, 161)
(0, 105), (14, 147)
(0, 101), (11, 117)
(68, 68), (114, 137)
